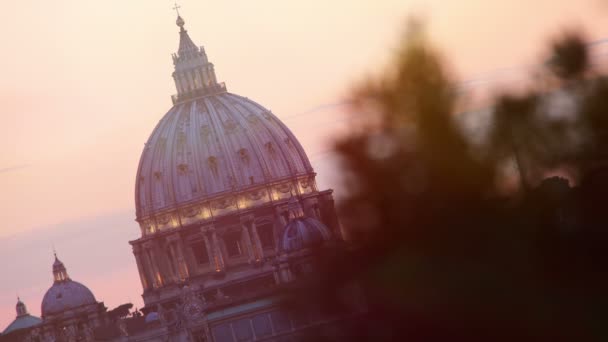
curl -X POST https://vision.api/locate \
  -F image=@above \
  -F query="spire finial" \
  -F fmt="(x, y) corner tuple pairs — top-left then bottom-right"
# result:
(174, 3), (185, 28)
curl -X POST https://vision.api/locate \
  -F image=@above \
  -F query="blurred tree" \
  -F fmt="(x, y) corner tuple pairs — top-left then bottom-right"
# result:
(547, 31), (589, 81)
(286, 22), (608, 342)
(108, 303), (133, 321)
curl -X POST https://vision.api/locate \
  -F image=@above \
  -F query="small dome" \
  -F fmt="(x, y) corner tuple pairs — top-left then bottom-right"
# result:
(3, 299), (41, 335)
(41, 280), (97, 316)
(42, 254), (97, 317)
(145, 312), (160, 323)
(280, 217), (332, 252)
(2, 315), (42, 335)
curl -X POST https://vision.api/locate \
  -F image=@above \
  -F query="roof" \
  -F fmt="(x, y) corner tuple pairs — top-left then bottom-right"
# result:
(2, 315), (42, 335)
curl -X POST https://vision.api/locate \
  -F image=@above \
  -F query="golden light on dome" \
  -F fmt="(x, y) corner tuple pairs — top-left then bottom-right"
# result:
(271, 190), (281, 201)
(238, 197), (252, 209)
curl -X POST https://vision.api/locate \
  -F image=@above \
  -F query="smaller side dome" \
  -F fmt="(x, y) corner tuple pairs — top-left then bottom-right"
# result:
(280, 217), (332, 253)
(41, 281), (97, 316)
(145, 312), (160, 324)
(41, 254), (97, 317)
(2, 298), (42, 335)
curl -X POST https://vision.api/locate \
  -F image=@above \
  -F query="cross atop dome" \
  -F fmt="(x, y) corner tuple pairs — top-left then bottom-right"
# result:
(173, 2), (181, 17)
(173, 2), (186, 30)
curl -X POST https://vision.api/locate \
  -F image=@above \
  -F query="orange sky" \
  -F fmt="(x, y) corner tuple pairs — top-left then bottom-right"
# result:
(1, 0), (608, 328)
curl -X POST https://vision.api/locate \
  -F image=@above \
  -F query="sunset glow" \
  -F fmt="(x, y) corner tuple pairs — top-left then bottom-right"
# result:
(2, 0), (608, 330)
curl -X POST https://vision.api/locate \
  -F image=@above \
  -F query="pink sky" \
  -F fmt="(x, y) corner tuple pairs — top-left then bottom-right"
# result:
(1, 0), (608, 328)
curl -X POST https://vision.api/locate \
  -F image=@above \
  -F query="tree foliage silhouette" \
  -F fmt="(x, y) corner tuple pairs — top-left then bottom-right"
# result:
(287, 22), (608, 342)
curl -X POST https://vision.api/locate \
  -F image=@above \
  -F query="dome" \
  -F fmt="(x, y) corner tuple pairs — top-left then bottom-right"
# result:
(41, 254), (97, 317)
(145, 312), (160, 323)
(2, 299), (42, 335)
(280, 217), (332, 252)
(134, 16), (315, 227)
(135, 93), (314, 219)
(2, 315), (42, 335)
(41, 280), (97, 316)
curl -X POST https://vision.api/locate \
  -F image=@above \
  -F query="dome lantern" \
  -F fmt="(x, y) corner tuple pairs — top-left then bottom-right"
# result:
(15, 298), (28, 317)
(170, 6), (225, 105)
(52, 252), (70, 283)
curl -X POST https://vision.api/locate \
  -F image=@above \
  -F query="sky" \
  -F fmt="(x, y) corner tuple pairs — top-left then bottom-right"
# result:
(1, 0), (608, 328)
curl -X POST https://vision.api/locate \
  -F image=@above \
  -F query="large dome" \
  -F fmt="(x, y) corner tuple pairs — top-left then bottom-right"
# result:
(135, 93), (313, 219)
(134, 16), (317, 234)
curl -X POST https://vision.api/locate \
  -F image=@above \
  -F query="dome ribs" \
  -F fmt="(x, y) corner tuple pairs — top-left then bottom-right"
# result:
(216, 94), (268, 188)
(135, 94), (318, 229)
(135, 109), (173, 215)
(187, 101), (208, 197)
(232, 95), (293, 178)
(195, 100), (220, 195)
(203, 96), (239, 193)
(233, 94), (305, 177)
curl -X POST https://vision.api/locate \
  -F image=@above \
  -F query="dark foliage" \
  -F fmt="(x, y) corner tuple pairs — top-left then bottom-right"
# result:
(286, 24), (608, 341)
(107, 303), (133, 321)
(548, 32), (589, 80)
